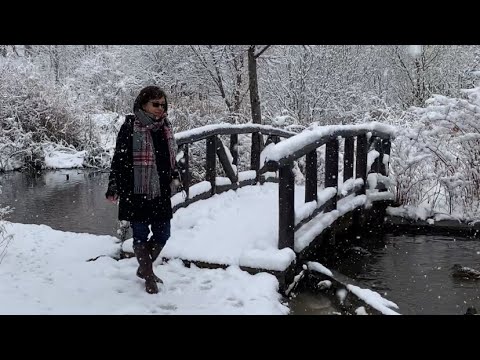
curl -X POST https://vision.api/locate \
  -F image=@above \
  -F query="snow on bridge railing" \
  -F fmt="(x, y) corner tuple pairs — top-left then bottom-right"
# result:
(174, 123), (296, 146)
(256, 121), (398, 251)
(261, 122), (397, 172)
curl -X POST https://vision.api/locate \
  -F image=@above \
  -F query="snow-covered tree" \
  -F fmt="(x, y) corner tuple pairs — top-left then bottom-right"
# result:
(388, 86), (480, 220)
(0, 56), (83, 171)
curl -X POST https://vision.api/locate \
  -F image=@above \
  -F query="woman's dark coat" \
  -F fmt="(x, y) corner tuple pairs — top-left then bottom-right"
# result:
(106, 114), (175, 222)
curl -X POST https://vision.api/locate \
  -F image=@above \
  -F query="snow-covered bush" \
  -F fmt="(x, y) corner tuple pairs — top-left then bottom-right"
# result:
(389, 87), (480, 220)
(0, 57), (82, 171)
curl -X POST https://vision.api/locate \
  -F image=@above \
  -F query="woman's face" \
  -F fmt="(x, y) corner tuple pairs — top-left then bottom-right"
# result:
(142, 97), (166, 120)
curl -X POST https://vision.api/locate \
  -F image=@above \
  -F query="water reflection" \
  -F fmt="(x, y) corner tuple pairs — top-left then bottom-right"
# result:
(0, 170), (119, 237)
(335, 234), (480, 315)
(289, 292), (339, 315)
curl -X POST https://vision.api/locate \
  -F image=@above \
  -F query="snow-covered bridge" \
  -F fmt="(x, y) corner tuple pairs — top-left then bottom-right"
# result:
(124, 122), (397, 292)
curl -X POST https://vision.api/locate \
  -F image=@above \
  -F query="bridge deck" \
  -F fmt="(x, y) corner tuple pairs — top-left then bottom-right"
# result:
(163, 183), (295, 272)
(121, 183), (385, 272)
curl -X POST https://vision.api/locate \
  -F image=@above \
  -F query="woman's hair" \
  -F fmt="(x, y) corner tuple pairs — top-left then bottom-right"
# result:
(133, 86), (168, 112)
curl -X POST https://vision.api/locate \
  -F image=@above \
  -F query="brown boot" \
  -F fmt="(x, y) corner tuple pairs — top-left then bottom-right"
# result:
(136, 267), (163, 283)
(135, 241), (163, 283)
(149, 241), (163, 263)
(133, 243), (160, 294)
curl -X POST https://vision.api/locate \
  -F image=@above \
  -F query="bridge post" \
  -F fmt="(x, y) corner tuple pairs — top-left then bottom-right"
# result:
(343, 137), (355, 182)
(325, 137), (339, 212)
(230, 134), (238, 166)
(251, 132), (262, 183)
(370, 136), (391, 191)
(377, 138), (391, 192)
(305, 150), (317, 203)
(180, 144), (190, 199)
(370, 136), (383, 175)
(217, 139), (238, 183)
(206, 136), (217, 196)
(279, 163), (295, 250)
(355, 134), (368, 195)
(382, 138), (391, 176)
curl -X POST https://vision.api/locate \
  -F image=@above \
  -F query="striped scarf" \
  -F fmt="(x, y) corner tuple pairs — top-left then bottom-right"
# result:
(132, 109), (177, 200)
(133, 110), (162, 200)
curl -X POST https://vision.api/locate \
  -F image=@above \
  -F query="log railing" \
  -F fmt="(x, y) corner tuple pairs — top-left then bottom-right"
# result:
(259, 124), (395, 250)
(172, 124), (296, 212)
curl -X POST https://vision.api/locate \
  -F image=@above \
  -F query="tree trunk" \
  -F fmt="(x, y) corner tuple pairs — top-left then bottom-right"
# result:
(248, 45), (262, 124)
(24, 45), (33, 57)
(51, 45), (60, 83)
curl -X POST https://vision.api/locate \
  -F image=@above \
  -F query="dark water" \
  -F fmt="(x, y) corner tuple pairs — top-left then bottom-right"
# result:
(289, 292), (340, 315)
(1, 171), (480, 314)
(334, 234), (480, 315)
(0, 169), (120, 237)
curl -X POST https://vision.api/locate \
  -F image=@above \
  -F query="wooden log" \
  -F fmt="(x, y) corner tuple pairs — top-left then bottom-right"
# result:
(279, 163), (295, 250)
(217, 138), (238, 183)
(343, 136), (354, 182)
(230, 134), (238, 166)
(325, 137), (339, 212)
(206, 136), (217, 196)
(305, 150), (318, 203)
(180, 144), (189, 199)
(355, 134), (368, 195)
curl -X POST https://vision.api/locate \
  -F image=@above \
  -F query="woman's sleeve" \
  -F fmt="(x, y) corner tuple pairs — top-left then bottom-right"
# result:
(105, 123), (129, 198)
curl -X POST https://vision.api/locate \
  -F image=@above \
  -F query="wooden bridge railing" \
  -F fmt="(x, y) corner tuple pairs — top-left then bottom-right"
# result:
(259, 123), (396, 251)
(172, 124), (296, 212)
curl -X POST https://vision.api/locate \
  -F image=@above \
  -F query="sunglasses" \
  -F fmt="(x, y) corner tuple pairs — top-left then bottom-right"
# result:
(150, 101), (166, 109)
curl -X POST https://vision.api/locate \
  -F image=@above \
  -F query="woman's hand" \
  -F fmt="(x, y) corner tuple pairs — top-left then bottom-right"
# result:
(107, 194), (119, 204)
(170, 178), (182, 194)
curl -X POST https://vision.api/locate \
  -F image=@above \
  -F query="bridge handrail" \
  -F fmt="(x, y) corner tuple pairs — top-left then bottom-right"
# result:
(172, 123), (296, 213)
(258, 121), (397, 251)
(175, 123), (296, 146)
(260, 122), (396, 172)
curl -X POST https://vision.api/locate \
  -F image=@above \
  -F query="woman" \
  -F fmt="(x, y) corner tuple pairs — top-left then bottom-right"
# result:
(106, 86), (181, 294)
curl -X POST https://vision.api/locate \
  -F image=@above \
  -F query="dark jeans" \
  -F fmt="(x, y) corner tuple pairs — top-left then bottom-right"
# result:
(131, 220), (171, 246)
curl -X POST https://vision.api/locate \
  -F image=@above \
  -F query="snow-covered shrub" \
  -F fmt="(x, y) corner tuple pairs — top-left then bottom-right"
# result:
(0, 57), (82, 171)
(389, 87), (480, 220)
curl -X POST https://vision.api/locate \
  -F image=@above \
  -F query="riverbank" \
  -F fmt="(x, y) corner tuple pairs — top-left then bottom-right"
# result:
(385, 217), (480, 238)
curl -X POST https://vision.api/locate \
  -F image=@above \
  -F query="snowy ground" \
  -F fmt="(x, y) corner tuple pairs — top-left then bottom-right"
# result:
(0, 222), (289, 315)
